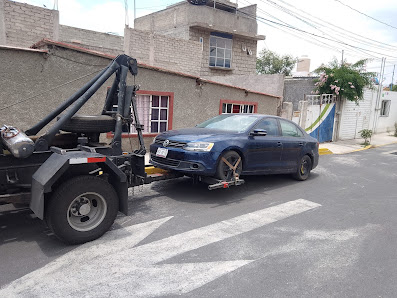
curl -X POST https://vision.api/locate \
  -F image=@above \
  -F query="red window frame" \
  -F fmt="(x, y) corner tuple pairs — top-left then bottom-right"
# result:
(219, 99), (258, 114)
(107, 90), (174, 138)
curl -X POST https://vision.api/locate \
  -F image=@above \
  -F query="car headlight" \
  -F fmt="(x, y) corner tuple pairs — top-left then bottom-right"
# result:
(184, 142), (214, 152)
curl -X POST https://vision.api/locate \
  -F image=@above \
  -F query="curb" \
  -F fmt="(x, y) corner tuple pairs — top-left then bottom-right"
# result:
(319, 148), (333, 155)
(321, 140), (397, 155)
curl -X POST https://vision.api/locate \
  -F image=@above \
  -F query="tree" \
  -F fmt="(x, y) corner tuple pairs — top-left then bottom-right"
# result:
(256, 49), (297, 76)
(314, 59), (376, 102)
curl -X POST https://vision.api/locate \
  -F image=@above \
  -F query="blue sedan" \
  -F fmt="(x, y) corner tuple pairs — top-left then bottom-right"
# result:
(150, 114), (319, 181)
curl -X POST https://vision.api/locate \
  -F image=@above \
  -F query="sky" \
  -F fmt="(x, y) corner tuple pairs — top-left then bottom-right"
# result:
(12, 0), (397, 85)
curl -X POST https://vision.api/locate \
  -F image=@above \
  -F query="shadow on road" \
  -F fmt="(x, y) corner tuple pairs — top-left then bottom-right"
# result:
(0, 172), (319, 253)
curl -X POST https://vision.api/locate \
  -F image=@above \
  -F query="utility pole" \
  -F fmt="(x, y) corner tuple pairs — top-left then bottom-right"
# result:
(341, 49), (344, 66)
(134, 0), (136, 27)
(372, 57), (386, 136)
(391, 64), (396, 91)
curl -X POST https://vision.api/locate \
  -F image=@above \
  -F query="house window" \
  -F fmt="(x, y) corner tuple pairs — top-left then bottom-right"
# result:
(113, 92), (172, 135)
(219, 100), (258, 114)
(209, 33), (232, 68)
(380, 100), (391, 116)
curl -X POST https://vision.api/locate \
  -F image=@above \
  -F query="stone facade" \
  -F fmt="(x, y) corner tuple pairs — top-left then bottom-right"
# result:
(2, 0), (58, 48)
(0, 43), (280, 150)
(190, 28), (257, 76)
(134, 1), (263, 77)
(124, 27), (202, 76)
(59, 25), (123, 56)
(283, 77), (317, 111)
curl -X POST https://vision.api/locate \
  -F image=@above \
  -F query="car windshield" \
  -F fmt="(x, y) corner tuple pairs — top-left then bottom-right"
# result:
(196, 114), (259, 133)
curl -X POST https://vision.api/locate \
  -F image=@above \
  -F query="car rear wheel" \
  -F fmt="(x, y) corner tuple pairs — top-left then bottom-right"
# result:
(293, 155), (312, 181)
(215, 151), (243, 180)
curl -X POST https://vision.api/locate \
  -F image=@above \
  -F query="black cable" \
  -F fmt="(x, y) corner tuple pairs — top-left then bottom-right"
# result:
(241, 0), (381, 59)
(52, 53), (109, 67)
(238, 9), (397, 59)
(271, 0), (397, 51)
(0, 69), (101, 111)
(334, 0), (397, 31)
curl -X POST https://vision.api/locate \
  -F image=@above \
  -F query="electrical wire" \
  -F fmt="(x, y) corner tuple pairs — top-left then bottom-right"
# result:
(243, 0), (381, 60)
(333, 0), (397, 31)
(0, 69), (102, 112)
(52, 53), (109, 67)
(260, 0), (397, 52)
(238, 9), (397, 59)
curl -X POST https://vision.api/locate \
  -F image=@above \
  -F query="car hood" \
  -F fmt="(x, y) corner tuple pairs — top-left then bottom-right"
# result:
(158, 128), (238, 142)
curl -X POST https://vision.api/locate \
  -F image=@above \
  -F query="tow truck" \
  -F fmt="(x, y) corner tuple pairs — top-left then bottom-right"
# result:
(0, 54), (243, 244)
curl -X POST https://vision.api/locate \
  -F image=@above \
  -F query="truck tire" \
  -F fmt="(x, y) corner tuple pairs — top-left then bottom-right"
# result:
(215, 150), (243, 180)
(45, 175), (119, 245)
(58, 115), (116, 133)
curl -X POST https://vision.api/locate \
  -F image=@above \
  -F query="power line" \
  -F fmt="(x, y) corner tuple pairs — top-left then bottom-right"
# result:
(239, 9), (397, 59)
(0, 69), (102, 112)
(239, 0), (368, 58)
(334, 0), (397, 31)
(260, 0), (397, 52)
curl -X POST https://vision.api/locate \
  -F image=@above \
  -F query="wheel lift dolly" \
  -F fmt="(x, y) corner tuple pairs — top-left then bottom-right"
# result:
(0, 54), (244, 245)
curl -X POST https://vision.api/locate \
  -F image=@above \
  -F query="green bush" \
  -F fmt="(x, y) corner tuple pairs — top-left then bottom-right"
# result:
(394, 122), (397, 137)
(359, 129), (372, 146)
(314, 59), (375, 102)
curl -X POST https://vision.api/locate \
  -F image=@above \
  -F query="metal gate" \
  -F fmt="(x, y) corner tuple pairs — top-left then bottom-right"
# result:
(302, 94), (337, 143)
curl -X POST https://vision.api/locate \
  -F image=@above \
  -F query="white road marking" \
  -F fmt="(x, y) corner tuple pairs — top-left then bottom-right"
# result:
(0, 199), (320, 297)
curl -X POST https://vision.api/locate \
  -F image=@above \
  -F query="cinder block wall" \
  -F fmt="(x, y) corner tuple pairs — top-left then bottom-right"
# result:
(124, 27), (202, 76)
(3, 0), (59, 47)
(59, 25), (123, 56)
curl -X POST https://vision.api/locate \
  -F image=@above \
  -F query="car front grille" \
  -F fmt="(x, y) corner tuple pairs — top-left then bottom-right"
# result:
(151, 155), (180, 167)
(154, 138), (187, 148)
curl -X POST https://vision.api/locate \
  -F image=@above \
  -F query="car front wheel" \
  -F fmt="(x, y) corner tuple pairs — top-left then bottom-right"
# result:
(215, 150), (243, 181)
(293, 155), (312, 181)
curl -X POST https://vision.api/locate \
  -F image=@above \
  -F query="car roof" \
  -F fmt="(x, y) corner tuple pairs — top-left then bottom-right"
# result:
(225, 114), (281, 119)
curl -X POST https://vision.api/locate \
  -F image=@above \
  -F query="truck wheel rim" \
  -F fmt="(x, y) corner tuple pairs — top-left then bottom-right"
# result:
(67, 192), (107, 232)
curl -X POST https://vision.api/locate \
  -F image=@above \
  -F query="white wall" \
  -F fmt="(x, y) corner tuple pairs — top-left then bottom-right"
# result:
(338, 90), (375, 140)
(375, 91), (397, 133)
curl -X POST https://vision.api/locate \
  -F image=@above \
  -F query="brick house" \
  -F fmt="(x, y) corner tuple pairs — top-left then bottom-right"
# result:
(133, 0), (264, 77)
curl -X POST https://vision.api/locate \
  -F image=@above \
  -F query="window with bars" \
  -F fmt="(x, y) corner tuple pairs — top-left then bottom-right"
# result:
(380, 100), (391, 117)
(222, 103), (255, 114)
(114, 94), (170, 134)
(209, 34), (232, 68)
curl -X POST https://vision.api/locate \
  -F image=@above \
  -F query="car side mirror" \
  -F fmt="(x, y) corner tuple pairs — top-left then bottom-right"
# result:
(250, 129), (267, 136)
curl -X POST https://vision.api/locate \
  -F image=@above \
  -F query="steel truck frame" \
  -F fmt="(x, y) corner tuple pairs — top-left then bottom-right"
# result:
(0, 54), (244, 244)
(0, 54), (152, 244)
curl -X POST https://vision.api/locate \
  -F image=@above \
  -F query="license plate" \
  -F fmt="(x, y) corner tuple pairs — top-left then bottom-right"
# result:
(156, 147), (168, 158)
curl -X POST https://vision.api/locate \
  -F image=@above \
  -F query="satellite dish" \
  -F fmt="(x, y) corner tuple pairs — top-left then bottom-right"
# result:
(186, 0), (209, 5)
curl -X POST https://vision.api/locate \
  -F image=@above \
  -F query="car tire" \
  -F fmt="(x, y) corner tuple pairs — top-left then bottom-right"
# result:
(58, 115), (116, 133)
(292, 155), (312, 181)
(215, 150), (243, 181)
(45, 175), (119, 245)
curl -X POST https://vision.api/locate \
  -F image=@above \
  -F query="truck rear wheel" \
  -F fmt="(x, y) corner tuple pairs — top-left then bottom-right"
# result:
(45, 175), (118, 245)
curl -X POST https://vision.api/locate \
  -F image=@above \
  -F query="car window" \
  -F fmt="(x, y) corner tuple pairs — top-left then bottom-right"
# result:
(279, 119), (304, 137)
(196, 114), (259, 133)
(253, 118), (279, 136)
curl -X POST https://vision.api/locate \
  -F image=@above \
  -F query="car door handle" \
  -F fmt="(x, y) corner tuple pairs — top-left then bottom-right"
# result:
(299, 142), (304, 146)
(277, 142), (282, 147)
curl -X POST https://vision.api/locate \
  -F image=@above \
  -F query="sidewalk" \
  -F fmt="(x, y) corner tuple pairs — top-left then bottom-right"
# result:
(319, 132), (397, 155)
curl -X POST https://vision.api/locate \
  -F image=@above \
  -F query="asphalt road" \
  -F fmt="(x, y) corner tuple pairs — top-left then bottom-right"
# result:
(1, 144), (397, 297)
